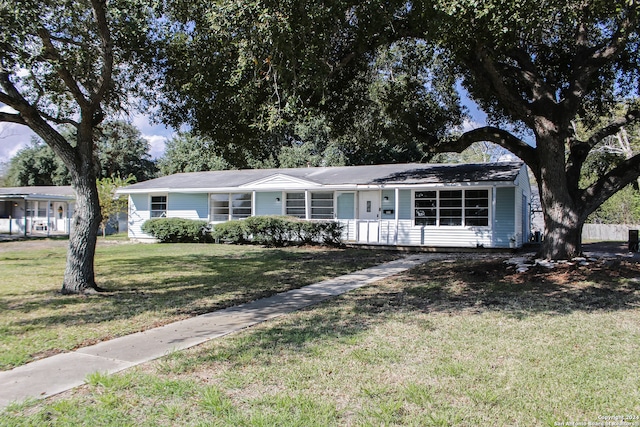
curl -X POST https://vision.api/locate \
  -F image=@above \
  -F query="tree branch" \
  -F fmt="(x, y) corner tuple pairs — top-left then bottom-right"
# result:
(566, 108), (640, 186)
(48, 34), (91, 50)
(1, 74), (79, 128)
(0, 71), (75, 162)
(89, 0), (114, 110)
(439, 126), (539, 172)
(564, 7), (638, 114)
(580, 153), (640, 218)
(0, 71), (27, 104)
(37, 27), (90, 110)
(0, 110), (26, 125)
(471, 45), (534, 123)
(506, 48), (556, 106)
(585, 108), (640, 150)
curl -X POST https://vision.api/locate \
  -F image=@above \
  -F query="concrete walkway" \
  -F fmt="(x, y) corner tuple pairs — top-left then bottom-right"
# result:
(0, 254), (430, 410)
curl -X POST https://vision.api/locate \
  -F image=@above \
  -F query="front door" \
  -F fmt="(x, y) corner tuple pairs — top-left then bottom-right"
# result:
(54, 202), (66, 232)
(358, 191), (380, 242)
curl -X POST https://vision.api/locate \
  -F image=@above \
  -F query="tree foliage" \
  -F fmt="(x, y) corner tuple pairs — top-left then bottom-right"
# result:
(154, 2), (464, 167)
(157, 132), (231, 175)
(96, 174), (134, 237)
(5, 138), (70, 186)
(95, 121), (157, 181)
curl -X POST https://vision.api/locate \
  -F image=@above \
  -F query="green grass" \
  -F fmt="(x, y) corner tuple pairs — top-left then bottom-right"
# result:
(2, 255), (639, 425)
(0, 239), (398, 370)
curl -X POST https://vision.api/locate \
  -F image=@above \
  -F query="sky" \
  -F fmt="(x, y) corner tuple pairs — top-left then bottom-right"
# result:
(0, 105), (174, 164)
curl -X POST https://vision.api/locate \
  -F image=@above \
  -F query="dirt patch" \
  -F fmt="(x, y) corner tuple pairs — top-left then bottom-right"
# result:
(399, 254), (640, 314)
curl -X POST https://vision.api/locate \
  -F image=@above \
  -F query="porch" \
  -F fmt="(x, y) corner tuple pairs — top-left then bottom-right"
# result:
(0, 187), (75, 237)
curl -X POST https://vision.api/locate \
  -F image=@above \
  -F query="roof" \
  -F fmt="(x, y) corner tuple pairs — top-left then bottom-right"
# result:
(0, 186), (75, 200)
(120, 162), (525, 193)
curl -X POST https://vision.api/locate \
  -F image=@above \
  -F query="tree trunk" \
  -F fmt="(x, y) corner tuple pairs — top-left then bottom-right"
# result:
(535, 127), (584, 260)
(539, 198), (584, 259)
(61, 169), (103, 294)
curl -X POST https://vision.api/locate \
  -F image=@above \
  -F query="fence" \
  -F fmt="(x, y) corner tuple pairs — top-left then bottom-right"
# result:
(582, 224), (640, 242)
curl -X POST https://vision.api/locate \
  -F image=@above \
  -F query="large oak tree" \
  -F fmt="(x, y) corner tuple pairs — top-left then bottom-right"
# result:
(158, 0), (639, 259)
(0, 0), (152, 293)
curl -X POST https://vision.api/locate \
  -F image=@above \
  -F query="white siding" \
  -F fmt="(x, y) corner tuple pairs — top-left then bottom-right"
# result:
(340, 219), (494, 248)
(128, 194), (152, 240)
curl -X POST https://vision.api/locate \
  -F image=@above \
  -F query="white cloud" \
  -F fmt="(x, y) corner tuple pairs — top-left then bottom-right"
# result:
(497, 152), (519, 162)
(131, 115), (174, 159)
(0, 105), (18, 114)
(143, 134), (170, 159)
(460, 118), (484, 133)
(0, 123), (35, 164)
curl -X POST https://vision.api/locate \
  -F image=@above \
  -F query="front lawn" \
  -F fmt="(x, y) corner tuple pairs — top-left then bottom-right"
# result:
(3, 254), (639, 425)
(0, 239), (399, 370)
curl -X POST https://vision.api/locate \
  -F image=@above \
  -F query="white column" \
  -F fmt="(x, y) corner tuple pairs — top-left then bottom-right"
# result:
(394, 188), (400, 244)
(46, 200), (51, 237)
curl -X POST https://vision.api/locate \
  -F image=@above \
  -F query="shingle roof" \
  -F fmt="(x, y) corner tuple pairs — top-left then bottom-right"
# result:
(0, 186), (75, 198)
(121, 162), (525, 192)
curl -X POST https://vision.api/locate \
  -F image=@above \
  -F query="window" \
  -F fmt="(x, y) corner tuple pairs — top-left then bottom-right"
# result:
(38, 203), (48, 218)
(414, 189), (489, 227)
(414, 191), (437, 225)
(439, 190), (463, 226)
(311, 192), (334, 219)
(465, 190), (489, 226)
(286, 192), (306, 218)
(150, 196), (167, 218)
(210, 194), (229, 221)
(231, 193), (252, 219)
(209, 193), (252, 221)
(26, 201), (36, 218)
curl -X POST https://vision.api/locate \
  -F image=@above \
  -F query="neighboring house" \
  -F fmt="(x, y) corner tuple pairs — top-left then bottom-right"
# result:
(0, 186), (75, 236)
(119, 162), (532, 249)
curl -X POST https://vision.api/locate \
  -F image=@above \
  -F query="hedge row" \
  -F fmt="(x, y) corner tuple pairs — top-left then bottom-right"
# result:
(141, 216), (344, 247)
(141, 218), (213, 243)
(211, 216), (344, 247)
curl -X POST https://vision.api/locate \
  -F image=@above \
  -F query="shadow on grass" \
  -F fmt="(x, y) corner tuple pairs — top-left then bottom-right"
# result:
(3, 248), (400, 336)
(169, 256), (640, 371)
(398, 257), (640, 317)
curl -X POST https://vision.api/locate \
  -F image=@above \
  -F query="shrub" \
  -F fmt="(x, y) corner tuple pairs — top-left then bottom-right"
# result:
(321, 221), (344, 246)
(211, 216), (344, 247)
(210, 220), (249, 244)
(244, 216), (292, 247)
(291, 220), (321, 245)
(141, 218), (212, 243)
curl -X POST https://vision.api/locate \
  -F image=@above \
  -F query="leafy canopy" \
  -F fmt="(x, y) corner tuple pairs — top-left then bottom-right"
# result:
(153, 1), (464, 166)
